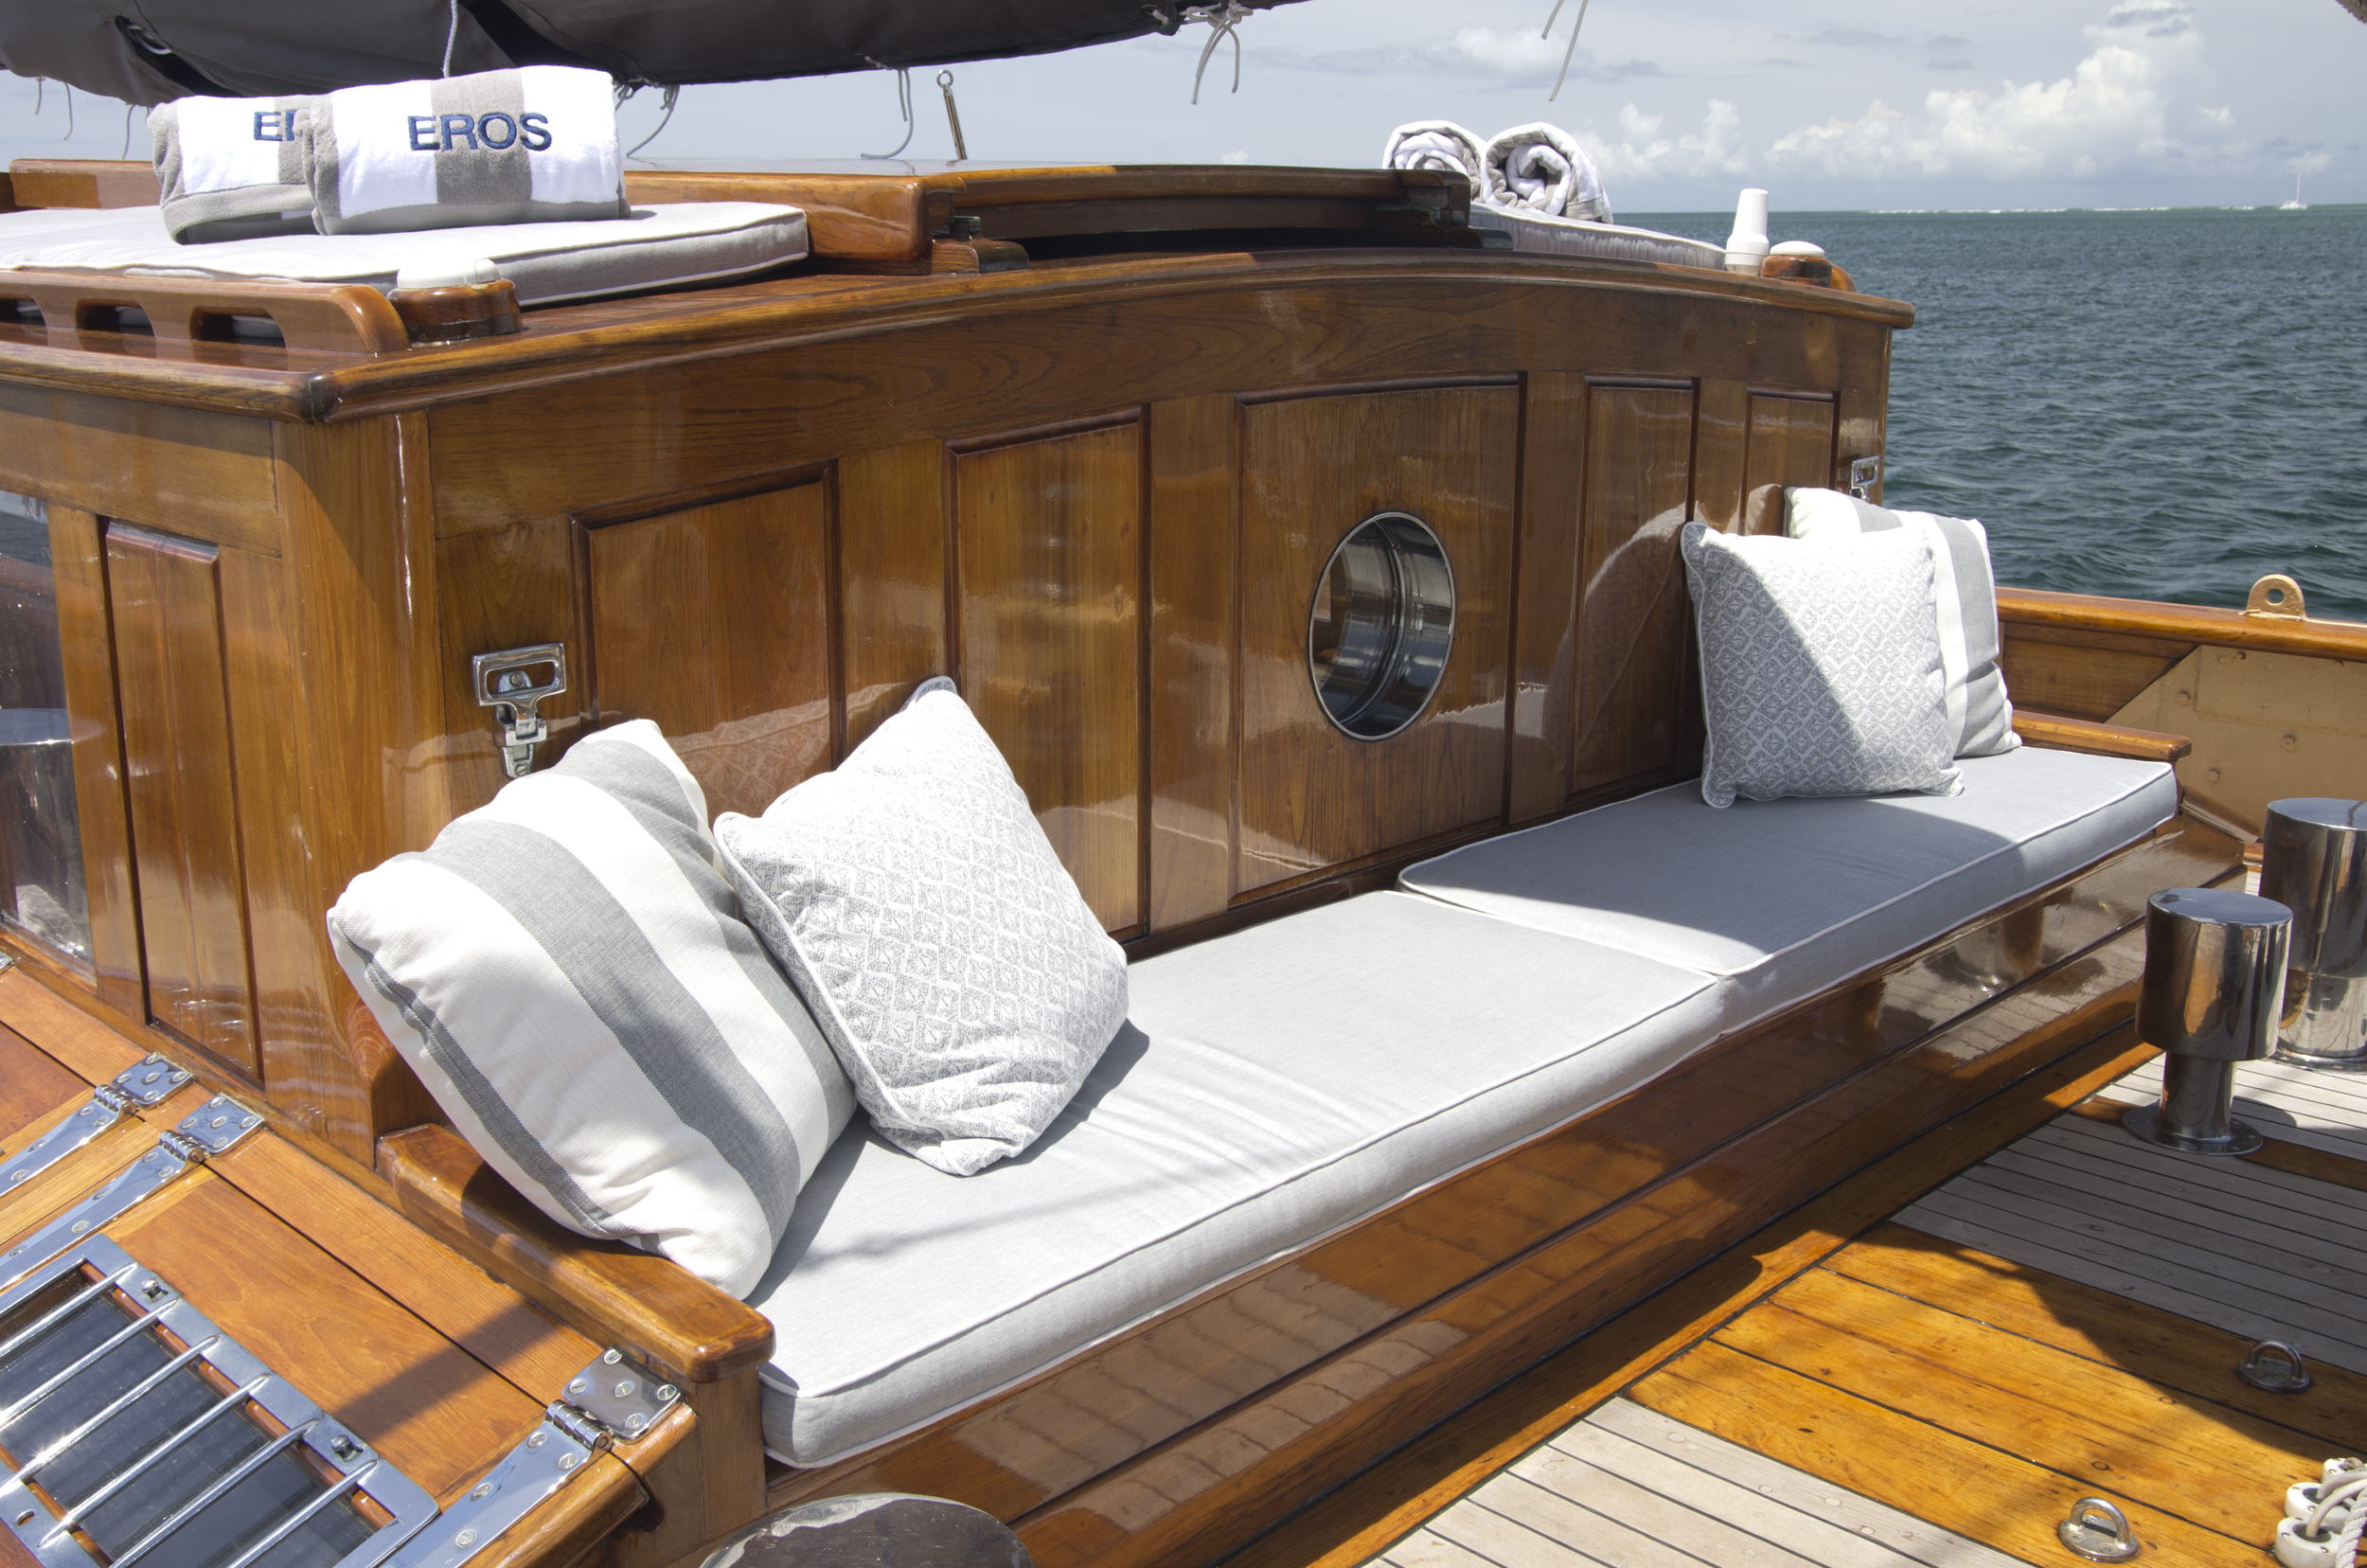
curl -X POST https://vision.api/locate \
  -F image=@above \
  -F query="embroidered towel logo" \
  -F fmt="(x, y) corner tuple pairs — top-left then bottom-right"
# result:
(406, 113), (553, 152)
(251, 110), (299, 143)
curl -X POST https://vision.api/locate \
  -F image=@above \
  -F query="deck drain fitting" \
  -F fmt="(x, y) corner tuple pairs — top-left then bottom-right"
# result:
(2059, 1497), (2140, 1561)
(2239, 1340), (2314, 1394)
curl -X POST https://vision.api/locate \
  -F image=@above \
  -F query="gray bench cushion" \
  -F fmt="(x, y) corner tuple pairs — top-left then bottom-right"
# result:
(1400, 746), (2178, 1031)
(0, 202), (806, 306)
(749, 891), (1718, 1468)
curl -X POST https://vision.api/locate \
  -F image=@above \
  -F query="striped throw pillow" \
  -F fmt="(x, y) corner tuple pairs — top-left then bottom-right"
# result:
(328, 721), (855, 1298)
(1786, 487), (2020, 757)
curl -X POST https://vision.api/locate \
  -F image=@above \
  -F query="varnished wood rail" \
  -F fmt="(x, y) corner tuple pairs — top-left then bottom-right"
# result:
(1999, 584), (2367, 661)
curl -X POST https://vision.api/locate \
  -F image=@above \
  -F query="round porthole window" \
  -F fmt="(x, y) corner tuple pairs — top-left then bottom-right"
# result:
(1307, 511), (1455, 740)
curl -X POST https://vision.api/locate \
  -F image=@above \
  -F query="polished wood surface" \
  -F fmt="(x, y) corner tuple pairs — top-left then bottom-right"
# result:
(1221, 1029), (2160, 1568)
(1999, 621), (2194, 722)
(376, 1124), (776, 1385)
(626, 169), (959, 263)
(840, 440), (951, 753)
(1235, 385), (1515, 895)
(103, 523), (258, 1078)
(1741, 390), (1837, 533)
(44, 506), (138, 1012)
(1504, 373), (1587, 826)
(4, 160), (162, 208)
(0, 383), (276, 549)
(954, 419), (1145, 934)
(1570, 383), (1694, 794)
(589, 479), (838, 821)
(0, 269), (410, 359)
(0, 963), (147, 1084)
(2001, 583), (2367, 660)
(1145, 394), (1237, 931)
(2013, 708), (2193, 762)
(0, 1023), (91, 1146)
(772, 820), (2235, 1544)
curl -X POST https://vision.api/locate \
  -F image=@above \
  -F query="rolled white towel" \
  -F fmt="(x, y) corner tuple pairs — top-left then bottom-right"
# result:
(1484, 122), (1612, 224)
(311, 65), (627, 237)
(151, 95), (319, 244)
(1381, 120), (1486, 188)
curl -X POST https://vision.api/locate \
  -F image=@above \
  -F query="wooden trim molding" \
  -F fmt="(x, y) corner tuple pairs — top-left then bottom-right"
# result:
(2011, 709), (2193, 763)
(1998, 585), (2367, 661)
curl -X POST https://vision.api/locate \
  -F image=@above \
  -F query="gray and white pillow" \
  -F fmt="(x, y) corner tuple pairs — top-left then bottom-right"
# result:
(328, 721), (855, 1298)
(716, 678), (1130, 1178)
(1681, 521), (1963, 809)
(1786, 487), (2019, 757)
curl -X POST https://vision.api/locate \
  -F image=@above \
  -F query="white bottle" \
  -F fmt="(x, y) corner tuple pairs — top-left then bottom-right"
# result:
(1724, 188), (1771, 275)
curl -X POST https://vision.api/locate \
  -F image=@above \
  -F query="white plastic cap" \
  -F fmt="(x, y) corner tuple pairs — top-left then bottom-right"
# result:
(392, 258), (502, 291)
(1771, 240), (1825, 258)
(1724, 187), (1771, 273)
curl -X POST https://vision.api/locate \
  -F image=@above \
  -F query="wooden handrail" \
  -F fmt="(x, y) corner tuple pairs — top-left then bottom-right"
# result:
(376, 1124), (775, 1384)
(1997, 585), (2367, 660)
(0, 269), (409, 357)
(2011, 709), (2192, 763)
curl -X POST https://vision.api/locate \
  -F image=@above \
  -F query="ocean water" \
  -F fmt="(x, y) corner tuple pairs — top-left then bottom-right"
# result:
(1639, 206), (2367, 621)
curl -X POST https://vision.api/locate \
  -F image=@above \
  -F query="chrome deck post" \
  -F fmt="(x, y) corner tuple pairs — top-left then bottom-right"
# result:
(2124, 886), (2290, 1156)
(2262, 798), (2367, 1070)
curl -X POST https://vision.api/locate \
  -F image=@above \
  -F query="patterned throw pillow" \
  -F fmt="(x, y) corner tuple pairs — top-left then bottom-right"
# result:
(1680, 521), (1964, 809)
(328, 721), (856, 1298)
(1786, 487), (2019, 757)
(715, 679), (1130, 1177)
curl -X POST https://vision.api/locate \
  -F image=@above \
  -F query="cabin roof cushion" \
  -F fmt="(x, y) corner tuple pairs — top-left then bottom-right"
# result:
(1787, 487), (2019, 758)
(1400, 746), (2178, 1033)
(0, 201), (806, 306)
(717, 678), (1130, 1177)
(328, 721), (857, 1299)
(1682, 520), (1961, 809)
(747, 890), (1721, 1468)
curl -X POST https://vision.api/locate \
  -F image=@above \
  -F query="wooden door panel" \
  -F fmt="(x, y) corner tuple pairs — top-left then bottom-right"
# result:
(103, 523), (258, 1078)
(1237, 385), (1517, 894)
(1571, 383), (1696, 795)
(588, 480), (837, 823)
(953, 421), (1144, 935)
(1741, 392), (1838, 534)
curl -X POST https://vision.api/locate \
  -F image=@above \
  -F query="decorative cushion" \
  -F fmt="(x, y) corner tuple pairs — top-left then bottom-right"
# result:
(715, 678), (1129, 1178)
(1787, 487), (2019, 757)
(1680, 520), (1962, 809)
(327, 721), (856, 1299)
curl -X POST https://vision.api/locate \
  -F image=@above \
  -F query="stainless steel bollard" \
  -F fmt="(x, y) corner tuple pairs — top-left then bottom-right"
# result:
(2123, 886), (2290, 1155)
(2262, 798), (2367, 1070)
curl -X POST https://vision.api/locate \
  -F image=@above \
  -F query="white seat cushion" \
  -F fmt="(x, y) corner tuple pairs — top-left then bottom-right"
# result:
(0, 201), (805, 306)
(1400, 746), (2178, 1032)
(748, 890), (1719, 1468)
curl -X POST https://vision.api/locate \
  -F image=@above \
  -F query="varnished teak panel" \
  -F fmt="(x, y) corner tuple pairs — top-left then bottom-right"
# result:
(1571, 383), (1695, 794)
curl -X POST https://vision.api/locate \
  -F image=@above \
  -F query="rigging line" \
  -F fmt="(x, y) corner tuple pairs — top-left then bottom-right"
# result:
(121, 103), (134, 160)
(936, 70), (967, 161)
(624, 83), (679, 159)
(1184, 2), (1251, 104)
(63, 83), (73, 141)
(861, 63), (916, 160)
(1546, 0), (1592, 101)
(443, 0), (460, 77)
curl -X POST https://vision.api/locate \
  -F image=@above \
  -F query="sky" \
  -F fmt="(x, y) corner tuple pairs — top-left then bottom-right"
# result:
(1, 0), (2360, 213)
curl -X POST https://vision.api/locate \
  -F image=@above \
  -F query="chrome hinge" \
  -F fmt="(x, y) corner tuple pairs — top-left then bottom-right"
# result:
(0, 1094), (262, 1292)
(472, 644), (568, 780)
(1, 1054), (191, 1195)
(0, 953), (15, 977)
(386, 1348), (679, 1568)
(1847, 454), (1882, 500)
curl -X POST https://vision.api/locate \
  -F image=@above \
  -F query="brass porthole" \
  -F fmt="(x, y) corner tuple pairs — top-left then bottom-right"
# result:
(1307, 511), (1455, 740)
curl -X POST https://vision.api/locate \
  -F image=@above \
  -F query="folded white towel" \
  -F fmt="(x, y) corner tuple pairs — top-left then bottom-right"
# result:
(311, 65), (626, 237)
(151, 95), (318, 244)
(1381, 121), (1487, 188)
(1484, 122), (1612, 224)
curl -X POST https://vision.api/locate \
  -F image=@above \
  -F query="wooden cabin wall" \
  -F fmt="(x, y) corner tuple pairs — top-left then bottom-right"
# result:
(0, 273), (1888, 1173)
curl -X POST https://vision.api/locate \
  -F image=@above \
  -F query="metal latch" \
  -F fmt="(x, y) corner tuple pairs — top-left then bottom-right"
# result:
(1847, 454), (1882, 499)
(472, 645), (568, 780)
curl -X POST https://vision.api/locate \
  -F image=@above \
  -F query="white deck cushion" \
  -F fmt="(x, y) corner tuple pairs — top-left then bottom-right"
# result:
(1682, 520), (1961, 809)
(748, 891), (1720, 1467)
(0, 201), (805, 307)
(1401, 746), (2179, 1032)
(717, 678), (1130, 1177)
(328, 721), (856, 1298)
(1787, 487), (2019, 757)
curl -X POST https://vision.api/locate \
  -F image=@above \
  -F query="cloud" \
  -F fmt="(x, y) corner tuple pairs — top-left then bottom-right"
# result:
(2290, 151), (2331, 174)
(1264, 26), (1662, 86)
(1765, 0), (2216, 183)
(1803, 29), (1901, 48)
(1583, 99), (1749, 183)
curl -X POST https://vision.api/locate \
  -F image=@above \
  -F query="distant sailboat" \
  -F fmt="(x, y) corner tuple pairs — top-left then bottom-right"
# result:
(2282, 172), (2308, 209)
